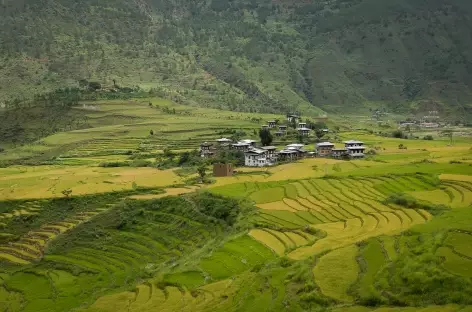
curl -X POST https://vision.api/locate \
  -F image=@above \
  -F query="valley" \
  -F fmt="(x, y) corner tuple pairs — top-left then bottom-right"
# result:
(0, 98), (471, 311)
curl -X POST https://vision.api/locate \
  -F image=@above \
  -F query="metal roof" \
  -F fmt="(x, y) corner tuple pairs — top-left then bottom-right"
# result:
(316, 142), (334, 147)
(261, 146), (277, 150)
(346, 146), (366, 150)
(344, 140), (364, 144)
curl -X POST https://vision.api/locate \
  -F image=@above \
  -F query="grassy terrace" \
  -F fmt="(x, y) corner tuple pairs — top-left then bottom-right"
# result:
(0, 98), (471, 312)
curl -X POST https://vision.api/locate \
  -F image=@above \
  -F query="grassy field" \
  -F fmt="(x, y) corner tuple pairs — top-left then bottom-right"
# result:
(0, 98), (471, 311)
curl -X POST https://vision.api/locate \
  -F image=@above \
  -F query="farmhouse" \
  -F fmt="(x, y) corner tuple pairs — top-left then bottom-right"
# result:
(344, 140), (365, 158)
(278, 149), (298, 161)
(268, 120), (276, 128)
(241, 139), (257, 147)
(279, 125), (287, 132)
(200, 142), (215, 158)
(332, 148), (348, 158)
(275, 131), (284, 137)
(285, 144), (306, 158)
(316, 142), (335, 157)
(213, 163), (234, 177)
(231, 142), (251, 152)
(298, 122), (307, 128)
(261, 146), (277, 160)
(244, 148), (271, 167)
(297, 127), (311, 136)
(216, 138), (232, 145)
(287, 114), (299, 122)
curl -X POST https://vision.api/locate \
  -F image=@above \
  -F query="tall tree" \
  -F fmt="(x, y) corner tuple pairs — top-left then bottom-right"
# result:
(259, 129), (273, 146)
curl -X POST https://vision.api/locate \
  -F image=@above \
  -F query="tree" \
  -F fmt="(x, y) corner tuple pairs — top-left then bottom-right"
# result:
(197, 165), (207, 182)
(150, 129), (154, 135)
(259, 129), (273, 146)
(88, 81), (102, 91)
(61, 189), (72, 198)
(315, 129), (325, 141)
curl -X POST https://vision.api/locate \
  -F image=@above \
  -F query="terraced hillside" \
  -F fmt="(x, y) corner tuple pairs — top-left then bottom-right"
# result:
(210, 174), (449, 259)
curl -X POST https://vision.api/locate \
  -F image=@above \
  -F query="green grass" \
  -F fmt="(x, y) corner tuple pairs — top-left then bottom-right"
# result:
(313, 244), (360, 302)
(357, 239), (387, 303)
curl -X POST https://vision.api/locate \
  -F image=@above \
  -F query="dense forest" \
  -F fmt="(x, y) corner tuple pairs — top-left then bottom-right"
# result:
(1, 0), (472, 118)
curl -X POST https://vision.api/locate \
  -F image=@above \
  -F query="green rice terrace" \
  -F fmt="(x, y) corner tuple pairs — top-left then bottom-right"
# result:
(1, 99), (472, 312)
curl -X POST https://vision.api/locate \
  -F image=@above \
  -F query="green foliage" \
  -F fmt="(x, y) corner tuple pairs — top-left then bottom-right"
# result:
(259, 128), (273, 146)
(383, 193), (447, 215)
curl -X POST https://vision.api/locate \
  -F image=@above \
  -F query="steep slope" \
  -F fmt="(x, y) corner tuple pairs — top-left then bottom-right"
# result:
(1, 0), (472, 118)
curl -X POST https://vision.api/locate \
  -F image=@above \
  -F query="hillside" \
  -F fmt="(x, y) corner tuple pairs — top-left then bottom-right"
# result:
(1, 0), (472, 118)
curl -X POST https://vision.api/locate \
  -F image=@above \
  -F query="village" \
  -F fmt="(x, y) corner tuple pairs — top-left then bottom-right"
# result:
(200, 114), (366, 174)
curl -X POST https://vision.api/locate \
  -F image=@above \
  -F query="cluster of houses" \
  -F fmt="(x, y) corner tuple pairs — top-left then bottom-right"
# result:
(262, 119), (327, 137)
(200, 138), (366, 167)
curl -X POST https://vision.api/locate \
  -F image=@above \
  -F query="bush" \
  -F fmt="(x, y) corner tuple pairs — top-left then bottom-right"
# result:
(392, 130), (407, 139)
(423, 135), (433, 140)
(99, 161), (130, 167)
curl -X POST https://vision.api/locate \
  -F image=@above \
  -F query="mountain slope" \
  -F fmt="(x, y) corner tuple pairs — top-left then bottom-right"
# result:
(1, 0), (472, 118)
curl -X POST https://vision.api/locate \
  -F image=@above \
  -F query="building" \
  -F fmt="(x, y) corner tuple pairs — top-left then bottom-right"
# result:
(275, 131), (284, 137)
(344, 140), (364, 148)
(261, 146), (277, 160)
(316, 142), (335, 157)
(344, 140), (365, 158)
(200, 142), (215, 158)
(231, 142), (251, 152)
(287, 114), (299, 123)
(216, 138), (232, 145)
(346, 146), (365, 158)
(278, 149), (298, 161)
(332, 148), (347, 158)
(285, 144), (306, 159)
(240, 139), (257, 147)
(245, 148), (271, 167)
(268, 121), (276, 128)
(298, 127), (311, 136)
(298, 122), (307, 128)
(279, 125), (287, 132)
(213, 163), (234, 177)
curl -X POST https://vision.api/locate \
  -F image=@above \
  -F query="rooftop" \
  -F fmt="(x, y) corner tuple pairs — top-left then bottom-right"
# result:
(316, 142), (335, 147)
(241, 139), (257, 144)
(344, 140), (364, 144)
(286, 143), (304, 149)
(200, 142), (213, 147)
(261, 146), (277, 150)
(216, 138), (232, 142)
(245, 148), (267, 155)
(232, 142), (250, 147)
(347, 146), (366, 150)
(297, 127), (311, 131)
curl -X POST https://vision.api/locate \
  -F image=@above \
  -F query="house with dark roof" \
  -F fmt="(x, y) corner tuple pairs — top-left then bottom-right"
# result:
(316, 142), (335, 157)
(244, 148), (272, 167)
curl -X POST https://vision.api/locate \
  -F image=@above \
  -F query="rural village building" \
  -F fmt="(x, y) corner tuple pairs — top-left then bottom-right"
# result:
(279, 125), (287, 132)
(267, 121), (276, 128)
(231, 142), (251, 152)
(261, 146), (277, 161)
(200, 142), (215, 158)
(332, 148), (347, 158)
(316, 142), (335, 157)
(216, 138), (232, 145)
(275, 131), (284, 137)
(287, 114), (299, 123)
(297, 127), (311, 136)
(344, 140), (365, 158)
(244, 148), (272, 167)
(241, 139), (257, 147)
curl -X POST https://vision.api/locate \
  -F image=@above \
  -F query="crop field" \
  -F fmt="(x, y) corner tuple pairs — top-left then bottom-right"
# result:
(0, 98), (471, 311)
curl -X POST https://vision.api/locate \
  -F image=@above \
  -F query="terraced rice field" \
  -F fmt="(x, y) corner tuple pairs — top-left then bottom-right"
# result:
(0, 207), (110, 264)
(220, 175), (437, 259)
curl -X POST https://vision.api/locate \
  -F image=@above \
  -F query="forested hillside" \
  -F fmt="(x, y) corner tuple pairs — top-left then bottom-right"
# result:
(1, 0), (472, 117)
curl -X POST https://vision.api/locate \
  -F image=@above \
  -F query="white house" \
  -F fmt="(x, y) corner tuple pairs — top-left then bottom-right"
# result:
(245, 148), (271, 167)
(344, 140), (365, 158)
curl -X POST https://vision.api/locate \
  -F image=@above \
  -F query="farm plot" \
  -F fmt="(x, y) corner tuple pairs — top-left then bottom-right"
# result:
(242, 175), (434, 259)
(0, 208), (109, 265)
(313, 244), (359, 302)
